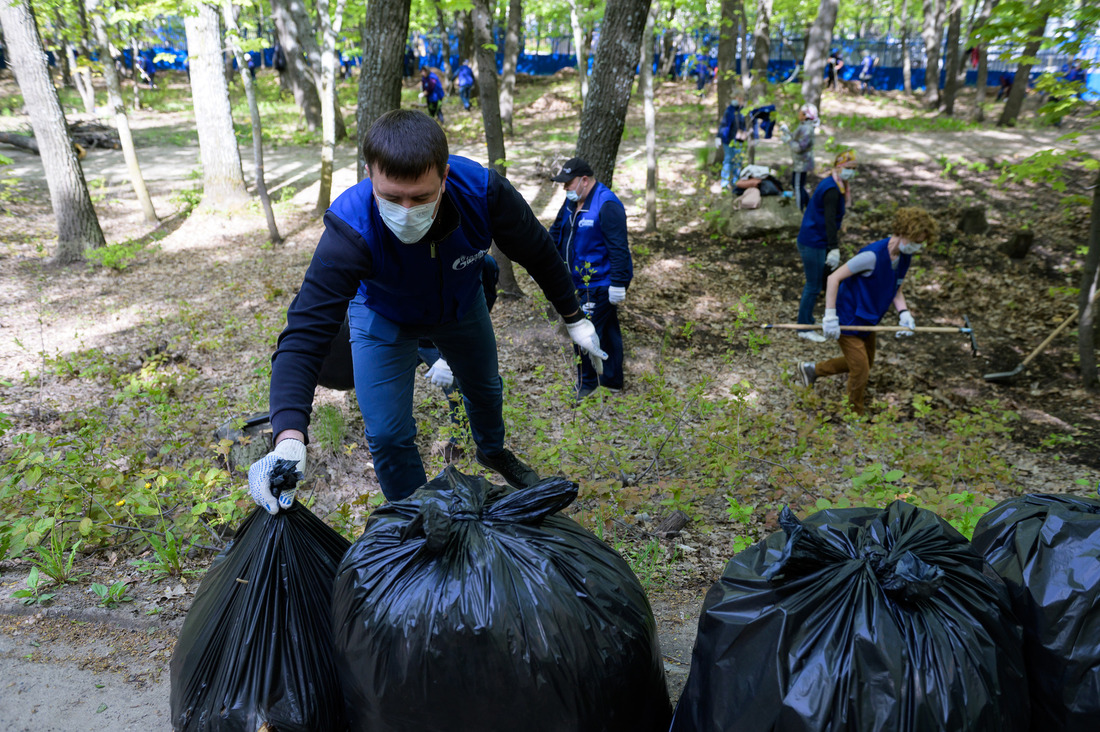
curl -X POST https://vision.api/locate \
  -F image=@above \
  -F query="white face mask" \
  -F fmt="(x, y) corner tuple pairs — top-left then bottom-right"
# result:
(565, 189), (580, 202)
(899, 241), (923, 255)
(839, 168), (858, 181)
(375, 183), (442, 244)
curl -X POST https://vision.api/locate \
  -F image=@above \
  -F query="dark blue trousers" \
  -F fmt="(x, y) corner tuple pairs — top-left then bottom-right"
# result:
(576, 286), (625, 391)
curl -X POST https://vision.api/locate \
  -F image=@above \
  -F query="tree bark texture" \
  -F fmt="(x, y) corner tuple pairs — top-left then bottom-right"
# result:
(315, 0), (346, 214)
(657, 3), (677, 79)
(972, 0), (996, 120)
(87, 0), (157, 223)
(716, 0), (737, 121)
(0, 0), (105, 263)
(500, 0), (522, 137)
(1079, 170), (1100, 389)
(921, 0), (945, 106)
(640, 0), (658, 232)
(223, 0), (281, 242)
(940, 0), (962, 114)
(752, 0), (773, 86)
(575, 0), (653, 188)
(997, 12), (1048, 127)
(355, 0), (410, 180)
(901, 0), (912, 93)
(67, 42), (97, 114)
(568, 0), (589, 103)
(270, 0), (323, 132)
(184, 4), (249, 207)
(287, 0), (346, 141)
(800, 0), (838, 112)
(472, 0), (506, 176)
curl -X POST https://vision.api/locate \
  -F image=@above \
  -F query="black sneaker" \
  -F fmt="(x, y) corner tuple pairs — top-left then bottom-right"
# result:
(475, 448), (540, 489)
(798, 361), (817, 387)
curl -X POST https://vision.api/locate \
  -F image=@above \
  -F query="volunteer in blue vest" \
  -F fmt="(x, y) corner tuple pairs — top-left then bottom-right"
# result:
(246, 110), (607, 512)
(794, 149), (858, 343)
(453, 60), (475, 111)
(419, 67), (445, 123)
(797, 207), (938, 415)
(548, 157), (633, 401)
(715, 96), (747, 190)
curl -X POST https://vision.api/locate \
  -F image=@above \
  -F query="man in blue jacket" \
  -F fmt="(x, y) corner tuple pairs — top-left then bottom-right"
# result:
(419, 67), (445, 123)
(247, 111), (607, 512)
(715, 98), (746, 190)
(453, 60), (475, 111)
(548, 157), (633, 401)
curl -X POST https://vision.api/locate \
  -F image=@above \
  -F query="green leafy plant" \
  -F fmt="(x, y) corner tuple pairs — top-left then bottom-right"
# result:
(30, 525), (90, 585)
(313, 404), (348, 453)
(90, 581), (134, 608)
(86, 239), (147, 271)
(11, 567), (55, 606)
(130, 527), (200, 582)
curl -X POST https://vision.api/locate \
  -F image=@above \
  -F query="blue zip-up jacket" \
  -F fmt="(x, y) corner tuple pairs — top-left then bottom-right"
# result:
(454, 65), (474, 88)
(269, 155), (580, 440)
(798, 176), (846, 250)
(548, 182), (632, 290)
(422, 72), (444, 102)
(837, 237), (910, 337)
(717, 104), (745, 145)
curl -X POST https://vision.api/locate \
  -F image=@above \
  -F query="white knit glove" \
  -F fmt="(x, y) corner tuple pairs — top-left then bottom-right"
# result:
(426, 358), (454, 388)
(608, 286), (626, 305)
(896, 310), (916, 338)
(248, 438), (306, 515)
(566, 318), (607, 375)
(825, 249), (840, 270)
(822, 309), (841, 340)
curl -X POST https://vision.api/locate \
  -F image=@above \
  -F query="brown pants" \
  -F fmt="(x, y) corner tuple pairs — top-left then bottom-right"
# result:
(815, 333), (877, 414)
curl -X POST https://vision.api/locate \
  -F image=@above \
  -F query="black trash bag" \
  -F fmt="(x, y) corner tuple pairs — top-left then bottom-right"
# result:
(330, 466), (671, 732)
(971, 492), (1100, 732)
(671, 500), (1029, 732)
(170, 460), (351, 732)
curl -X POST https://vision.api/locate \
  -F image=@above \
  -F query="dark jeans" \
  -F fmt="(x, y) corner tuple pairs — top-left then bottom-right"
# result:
(576, 286), (624, 391)
(427, 99), (444, 123)
(458, 85), (472, 110)
(797, 244), (827, 325)
(791, 171), (809, 212)
(348, 288), (502, 501)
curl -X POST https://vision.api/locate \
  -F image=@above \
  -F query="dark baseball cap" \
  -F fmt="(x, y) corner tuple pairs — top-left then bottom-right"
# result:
(551, 157), (594, 182)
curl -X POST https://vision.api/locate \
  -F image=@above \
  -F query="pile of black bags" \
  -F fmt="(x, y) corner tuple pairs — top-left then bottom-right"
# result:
(170, 461), (351, 732)
(972, 493), (1100, 731)
(671, 500), (1030, 732)
(330, 467), (672, 732)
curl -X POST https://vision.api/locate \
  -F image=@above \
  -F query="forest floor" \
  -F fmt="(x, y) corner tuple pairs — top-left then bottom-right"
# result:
(1, 71), (1099, 729)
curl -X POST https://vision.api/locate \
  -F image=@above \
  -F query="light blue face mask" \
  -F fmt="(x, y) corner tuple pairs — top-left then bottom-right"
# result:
(565, 189), (580, 202)
(839, 168), (858, 181)
(899, 241), (923, 255)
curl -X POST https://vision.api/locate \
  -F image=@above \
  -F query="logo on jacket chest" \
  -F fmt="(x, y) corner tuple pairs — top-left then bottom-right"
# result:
(578, 219), (595, 229)
(452, 250), (487, 270)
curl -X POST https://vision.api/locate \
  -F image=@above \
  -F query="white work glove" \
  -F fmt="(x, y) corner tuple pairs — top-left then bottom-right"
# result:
(896, 310), (916, 338)
(248, 438), (306, 515)
(426, 358), (454, 388)
(714, 136), (723, 149)
(608, 286), (626, 305)
(566, 318), (608, 375)
(825, 248), (840, 270)
(822, 309), (841, 340)
(417, 91), (425, 99)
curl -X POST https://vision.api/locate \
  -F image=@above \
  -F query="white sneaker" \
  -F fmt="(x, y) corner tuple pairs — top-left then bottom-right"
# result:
(798, 330), (827, 343)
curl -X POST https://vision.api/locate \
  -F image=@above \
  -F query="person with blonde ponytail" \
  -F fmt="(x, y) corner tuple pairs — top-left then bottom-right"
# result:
(793, 149), (859, 342)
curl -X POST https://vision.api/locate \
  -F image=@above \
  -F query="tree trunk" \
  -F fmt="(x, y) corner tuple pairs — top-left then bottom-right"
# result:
(0, 0), (105, 263)
(286, 0), (347, 141)
(500, 0), (521, 137)
(270, 0), (323, 132)
(568, 0), (589, 103)
(800, 0), (838, 112)
(129, 37), (142, 110)
(184, 4), (249, 208)
(67, 43), (97, 114)
(737, 2), (750, 91)
(972, 0), (996, 120)
(751, 0), (772, 87)
(314, 0), (346, 215)
(940, 0), (962, 115)
(54, 12), (73, 88)
(640, 0), (658, 232)
(716, 0), (737, 120)
(432, 1), (452, 77)
(1079, 170), (1100, 389)
(997, 11), (1048, 127)
(575, 0), (652, 187)
(921, 0), (945, 107)
(901, 0), (912, 93)
(457, 10), (474, 63)
(87, 0), (157, 223)
(223, 0), (281, 242)
(658, 3), (677, 79)
(355, 0), (410, 180)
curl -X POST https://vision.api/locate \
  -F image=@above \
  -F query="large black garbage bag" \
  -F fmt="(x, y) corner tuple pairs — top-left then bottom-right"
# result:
(330, 466), (671, 732)
(170, 461), (351, 731)
(671, 500), (1029, 732)
(971, 493), (1100, 731)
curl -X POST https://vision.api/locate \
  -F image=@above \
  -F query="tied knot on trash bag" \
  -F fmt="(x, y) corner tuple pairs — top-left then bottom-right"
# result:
(398, 466), (578, 552)
(865, 546), (945, 602)
(269, 457), (303, 502)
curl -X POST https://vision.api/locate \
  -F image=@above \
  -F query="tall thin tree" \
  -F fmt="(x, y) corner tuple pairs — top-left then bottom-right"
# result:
(921, 0), (946, 107)
(752, 0), (773, 88)
(355, 0), (411, 180)
(997, 10), (1049, 127)
(0, 0), (105, 263)
(500, 0), (522, 136)
(640, 0), (658, 232)
(270, 0), (323, 131)
(972, 0), (996, 120)
(716, 0), (737, 120)
(940, 0), (963, 114)
(801, 0), (839, 111)
(316, 0), (348, 212)
(568, 0), (589, 102)
(901, 0), (913, 93)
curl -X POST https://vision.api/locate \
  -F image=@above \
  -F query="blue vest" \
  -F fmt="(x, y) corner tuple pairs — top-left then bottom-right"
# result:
(837, 238), (910, 336)
(553, 182), (624, 288)
(797, 176), (846, 250)
(328, 155), (492, 326)
(455, 65), (474, 87)
(423, 73), (444, 102)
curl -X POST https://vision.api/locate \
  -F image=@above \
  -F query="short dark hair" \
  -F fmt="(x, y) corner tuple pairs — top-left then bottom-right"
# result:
(363, 109), (449, 181)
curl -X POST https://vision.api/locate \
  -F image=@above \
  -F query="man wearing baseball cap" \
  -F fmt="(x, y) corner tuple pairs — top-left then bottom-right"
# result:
(549, 157), (634, 401)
